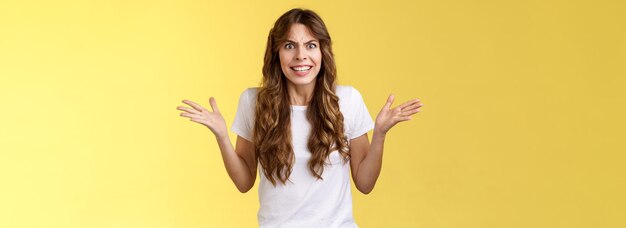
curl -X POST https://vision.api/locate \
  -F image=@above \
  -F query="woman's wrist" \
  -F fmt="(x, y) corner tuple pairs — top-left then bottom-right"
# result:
(373, 125), (387, 138)
(213, 130), (229, 141)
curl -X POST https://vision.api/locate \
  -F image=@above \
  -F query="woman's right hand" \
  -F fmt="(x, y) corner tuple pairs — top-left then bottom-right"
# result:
(177, 97), (227, 138)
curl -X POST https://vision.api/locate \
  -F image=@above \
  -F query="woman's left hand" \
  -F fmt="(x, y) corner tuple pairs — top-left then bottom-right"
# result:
(374, 94), (423, 135)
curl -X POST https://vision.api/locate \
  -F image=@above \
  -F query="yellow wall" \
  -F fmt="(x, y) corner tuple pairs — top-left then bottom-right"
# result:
(1, 0), (624, 227)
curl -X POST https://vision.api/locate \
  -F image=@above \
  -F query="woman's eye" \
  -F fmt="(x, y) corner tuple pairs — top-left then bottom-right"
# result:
(308, 43), (317, 48)
(285, 43), (294, 49)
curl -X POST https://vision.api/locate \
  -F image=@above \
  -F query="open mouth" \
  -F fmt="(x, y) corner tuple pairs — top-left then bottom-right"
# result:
(289, 65), (313, 77)
(290, 66), (312, 72)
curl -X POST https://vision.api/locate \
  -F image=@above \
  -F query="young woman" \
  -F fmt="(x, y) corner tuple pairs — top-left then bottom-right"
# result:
(177, 8), (423, 227)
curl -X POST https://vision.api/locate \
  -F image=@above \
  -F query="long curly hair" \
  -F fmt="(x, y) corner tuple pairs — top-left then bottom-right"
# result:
(254, 8), (350, 186)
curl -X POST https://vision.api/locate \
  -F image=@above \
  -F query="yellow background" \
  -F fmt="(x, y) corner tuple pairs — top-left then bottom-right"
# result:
(1, 0), (624, 227)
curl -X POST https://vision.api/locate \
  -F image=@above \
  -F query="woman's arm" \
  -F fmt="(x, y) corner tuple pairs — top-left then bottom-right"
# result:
(350, 94), (423, 194)
(215, 135), (257, 193)
(349, 132), (382, 194)
(178, 98), (257, 193)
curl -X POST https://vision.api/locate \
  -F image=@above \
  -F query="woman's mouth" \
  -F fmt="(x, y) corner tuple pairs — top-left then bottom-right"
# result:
(290, 65), (312, 76)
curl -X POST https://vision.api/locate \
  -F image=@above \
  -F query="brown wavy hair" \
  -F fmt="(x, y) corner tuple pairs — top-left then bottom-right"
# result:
(254, 8), (350, 186)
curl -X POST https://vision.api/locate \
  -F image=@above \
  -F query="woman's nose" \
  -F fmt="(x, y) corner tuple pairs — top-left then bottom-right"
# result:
(295, 49), (307, 60)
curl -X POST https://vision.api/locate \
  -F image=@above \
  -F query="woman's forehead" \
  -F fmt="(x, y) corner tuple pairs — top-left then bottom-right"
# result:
(285, 23), (318, 42)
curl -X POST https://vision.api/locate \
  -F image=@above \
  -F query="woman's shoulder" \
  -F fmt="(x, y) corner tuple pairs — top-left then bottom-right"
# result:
(335, 85), (363, 101)
(336, 84), (354, 95)
(238, 87), (260, 105)
(241, 87), (260, 95)
(241, 87), (261, 96)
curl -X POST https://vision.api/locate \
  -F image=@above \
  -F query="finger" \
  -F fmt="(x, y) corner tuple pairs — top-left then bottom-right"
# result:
(400, 108), (421, 116)
(397, 116), (412, 122)
(398, 98), (421, 110)
(190, 118), (204, 123)
(180, 112), (202, 119)
(383, 94), (395, 110)
(209, 97), (220, 113)
(400, 102), (423, 112)
(177, 106), (200, 114)
(182, 100), (206, 112)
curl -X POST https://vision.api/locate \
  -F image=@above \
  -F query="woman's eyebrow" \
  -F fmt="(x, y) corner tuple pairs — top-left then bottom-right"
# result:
(286, 39), (319, 44)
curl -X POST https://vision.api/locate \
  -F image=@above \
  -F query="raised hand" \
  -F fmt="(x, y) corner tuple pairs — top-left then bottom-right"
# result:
(177, 97), (227, 138)
(375, 94), (423, 135)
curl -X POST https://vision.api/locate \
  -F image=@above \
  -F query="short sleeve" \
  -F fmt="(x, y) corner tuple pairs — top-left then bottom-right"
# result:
(231, 89), (255, 142)
(346, 87), (375, 139)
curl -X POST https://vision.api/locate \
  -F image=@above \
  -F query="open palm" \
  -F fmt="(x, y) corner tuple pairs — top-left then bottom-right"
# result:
(177, 97), (227, 137)
(375, 94), (423, 135)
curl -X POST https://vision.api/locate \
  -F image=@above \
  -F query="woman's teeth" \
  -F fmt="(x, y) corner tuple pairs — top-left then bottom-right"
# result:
(291, 66), (312, 71)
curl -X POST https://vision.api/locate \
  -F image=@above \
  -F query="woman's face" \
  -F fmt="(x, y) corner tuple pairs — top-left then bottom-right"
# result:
(278, 23), (322, 89)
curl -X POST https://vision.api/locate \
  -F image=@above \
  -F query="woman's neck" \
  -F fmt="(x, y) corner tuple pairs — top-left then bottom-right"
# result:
(287, 82), (315, 106)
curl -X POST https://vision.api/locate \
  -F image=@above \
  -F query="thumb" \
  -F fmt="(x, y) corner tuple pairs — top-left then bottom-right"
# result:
(209, 97), (220, 113)
(383, 94), (395, 110)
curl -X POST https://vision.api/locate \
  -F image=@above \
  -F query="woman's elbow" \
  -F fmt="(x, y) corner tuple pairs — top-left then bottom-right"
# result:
(233, 173), (256, 193)
(356, 183), (375, 195)
(237, 187), (252, 193)
(236, 183), (253, 193)
(235, 179), (256, 193)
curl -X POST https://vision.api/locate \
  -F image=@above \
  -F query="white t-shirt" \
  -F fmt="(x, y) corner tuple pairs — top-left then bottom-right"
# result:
(231, 85), (375, 228)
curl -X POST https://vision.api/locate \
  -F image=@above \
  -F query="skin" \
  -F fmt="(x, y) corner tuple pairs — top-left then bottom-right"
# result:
(177, 23), (424, 194)
(278, 23), (322, 105)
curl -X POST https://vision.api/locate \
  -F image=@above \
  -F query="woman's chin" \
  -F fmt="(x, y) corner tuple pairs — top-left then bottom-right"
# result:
(286, 75), (317, 87)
